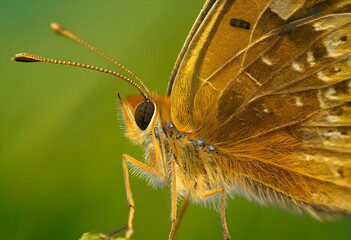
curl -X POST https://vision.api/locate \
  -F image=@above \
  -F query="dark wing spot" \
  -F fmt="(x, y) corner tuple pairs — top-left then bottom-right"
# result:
(135, 100), (155, 130)
(340, 35), (348, 42)
(337, 167), (344, 179)
(230, 18), (250, 30)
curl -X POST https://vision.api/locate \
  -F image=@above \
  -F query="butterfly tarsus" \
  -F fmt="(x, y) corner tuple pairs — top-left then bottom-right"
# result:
(99, 225), (128, 239)
(202, 187), (231, 240)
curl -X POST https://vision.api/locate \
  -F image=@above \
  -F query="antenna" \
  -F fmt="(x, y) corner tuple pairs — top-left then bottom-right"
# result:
(50, 22), (150, 93)
(12, 52), (148, 99)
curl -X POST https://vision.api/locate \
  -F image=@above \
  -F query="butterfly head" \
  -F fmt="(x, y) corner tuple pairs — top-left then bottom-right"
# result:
(118, 93), (170, 145)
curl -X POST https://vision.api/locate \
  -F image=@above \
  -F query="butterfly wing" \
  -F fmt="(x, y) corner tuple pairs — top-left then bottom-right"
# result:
(168, 0), (351, 219)
(169, 0), (273, 132)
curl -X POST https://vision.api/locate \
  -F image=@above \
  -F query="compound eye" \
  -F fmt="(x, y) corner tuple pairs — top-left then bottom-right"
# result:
(134, 100), (155, 130)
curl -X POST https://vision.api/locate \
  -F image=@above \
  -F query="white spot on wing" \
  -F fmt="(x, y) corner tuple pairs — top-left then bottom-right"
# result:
(261, 56), (273, 66)
(294, 96), (304, 107)
(303, 154), (312, 161)
(317, 71), (330, 82)
(323, 130), (348, 140)
(317, 90), (326, 108)
(261, 103), (270, 113)
(291, 61), (304, 72)
(326, 115), (340, 123)
(263, 108), (270, 113)
(307, 51), (316, 67)
(325, 87), (337, 100)
(324, 32), (349, 58)
(313, 21), (329, 31)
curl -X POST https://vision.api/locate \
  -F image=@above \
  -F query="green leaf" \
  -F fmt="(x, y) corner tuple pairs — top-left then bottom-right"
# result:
(79, 232), (127, 240)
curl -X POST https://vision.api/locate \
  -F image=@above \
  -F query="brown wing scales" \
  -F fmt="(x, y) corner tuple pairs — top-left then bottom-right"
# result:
(169, 0), (351, 218)
(170, 0), (272, 132)
(214, 6), (351, 145)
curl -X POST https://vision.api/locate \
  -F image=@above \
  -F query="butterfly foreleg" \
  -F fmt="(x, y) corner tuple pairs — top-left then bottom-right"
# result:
(202, 186), (231, 240)
(121, 153), (161, 239)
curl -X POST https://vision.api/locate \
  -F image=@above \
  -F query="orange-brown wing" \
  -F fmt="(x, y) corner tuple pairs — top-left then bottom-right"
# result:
(168, 0), (351, 218)
(169, 0), (273, 132)
(169, 0), (351, 143)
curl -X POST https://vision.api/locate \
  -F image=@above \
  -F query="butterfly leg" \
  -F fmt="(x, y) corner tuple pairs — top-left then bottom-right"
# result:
(169, 193), (190, 240)
(169, 159), (179, 240)
(174, 195), (189, 233)
(121, 153), (160, 239)
(202, 187), (231, 240)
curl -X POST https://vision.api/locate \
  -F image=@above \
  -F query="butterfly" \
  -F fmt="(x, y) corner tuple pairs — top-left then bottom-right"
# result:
(13, 0), (351, 239)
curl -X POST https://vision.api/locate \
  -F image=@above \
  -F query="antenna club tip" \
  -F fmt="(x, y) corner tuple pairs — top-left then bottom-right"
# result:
(11, 53), (39, 63)
(51, 22), (64, 33)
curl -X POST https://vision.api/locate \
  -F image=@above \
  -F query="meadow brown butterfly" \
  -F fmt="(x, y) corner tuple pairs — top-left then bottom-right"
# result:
(12, 0), (351, 239)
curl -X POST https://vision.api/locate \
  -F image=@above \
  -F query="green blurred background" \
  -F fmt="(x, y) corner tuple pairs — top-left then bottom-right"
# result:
(0, 0), (350, 239)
